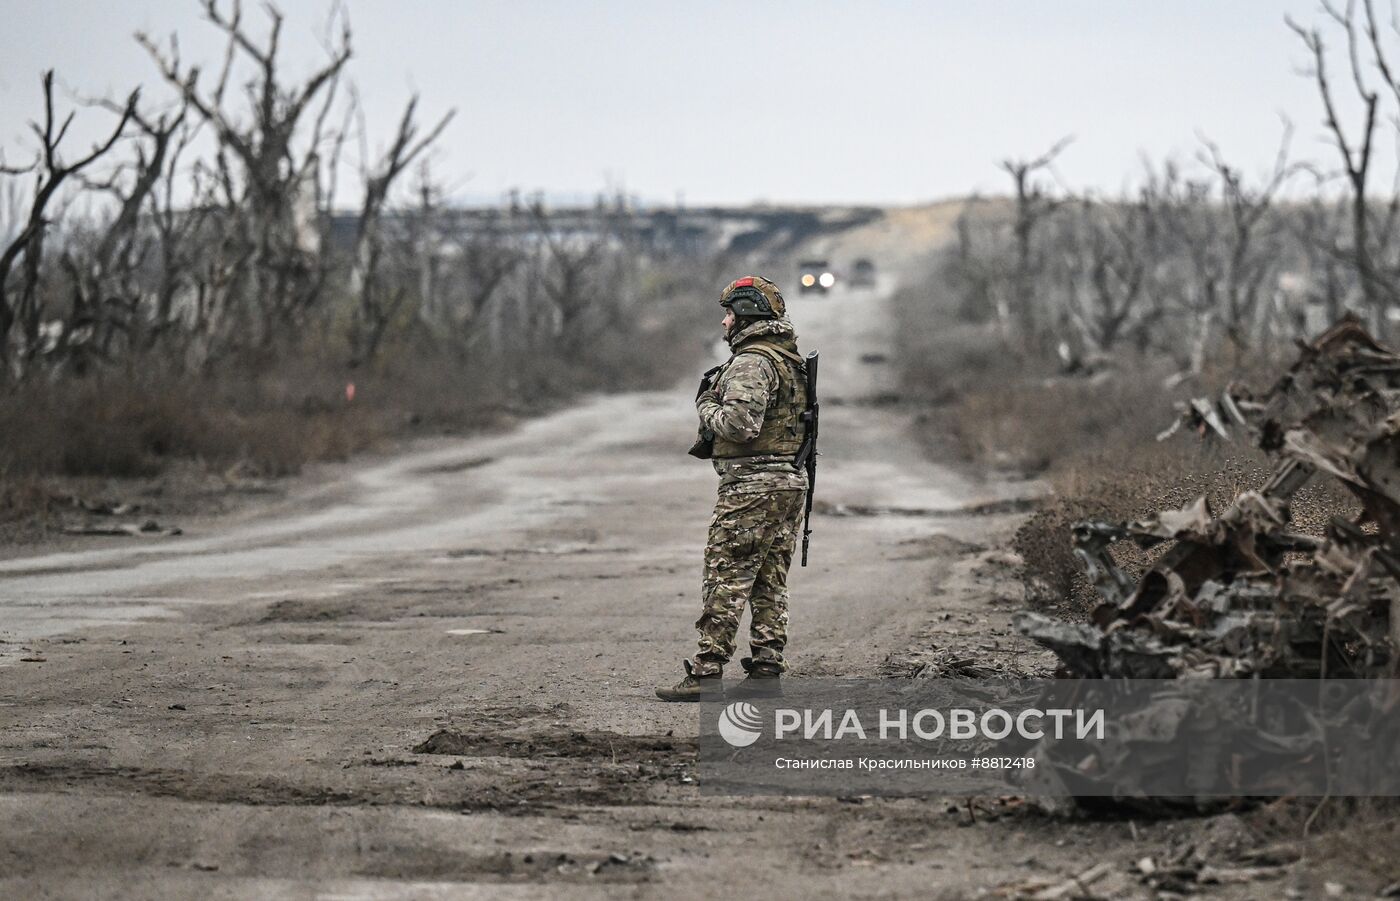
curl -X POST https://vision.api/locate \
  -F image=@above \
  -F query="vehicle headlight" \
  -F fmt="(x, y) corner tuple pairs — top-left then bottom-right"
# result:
(818, 272), (835, 288)
(801, 274), (816, 287)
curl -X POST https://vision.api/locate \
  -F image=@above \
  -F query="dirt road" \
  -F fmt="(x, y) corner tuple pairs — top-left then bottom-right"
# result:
(1, 267), (1186, 899)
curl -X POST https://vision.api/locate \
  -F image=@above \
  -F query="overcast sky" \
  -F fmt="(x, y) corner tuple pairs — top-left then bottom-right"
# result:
(0, 1), (1368, 206)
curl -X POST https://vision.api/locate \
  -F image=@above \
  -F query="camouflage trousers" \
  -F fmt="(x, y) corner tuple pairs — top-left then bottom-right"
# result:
(691, 488), (806, 676)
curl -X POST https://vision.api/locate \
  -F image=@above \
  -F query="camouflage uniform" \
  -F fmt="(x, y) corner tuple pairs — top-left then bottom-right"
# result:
(691, 315), (809, 676)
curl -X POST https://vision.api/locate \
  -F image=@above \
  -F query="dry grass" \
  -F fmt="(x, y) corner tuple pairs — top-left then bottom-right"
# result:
(892, 274), (1360, 619)
(0, 276), (716, 541)
(0, 361), (397, 539)
(895, 267), (1398, 878)
(1245, 798), (1400, 888)
(0, 361), (400, 480)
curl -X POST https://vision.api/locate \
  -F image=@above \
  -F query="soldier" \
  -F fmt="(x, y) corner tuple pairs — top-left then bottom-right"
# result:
(657, 275), (809, 701)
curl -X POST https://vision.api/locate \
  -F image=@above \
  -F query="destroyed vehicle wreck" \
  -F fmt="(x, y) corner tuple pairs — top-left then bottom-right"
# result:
(1012, 316), (1400, 807)
(1017, 314), (1400, 680)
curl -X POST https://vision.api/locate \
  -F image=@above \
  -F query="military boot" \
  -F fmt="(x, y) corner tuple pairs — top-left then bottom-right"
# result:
(655, 660), (723, 702)
(728, 657), (783, 698)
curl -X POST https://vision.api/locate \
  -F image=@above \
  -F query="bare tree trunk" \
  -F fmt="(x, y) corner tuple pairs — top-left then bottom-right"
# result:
(0, 71), (135, 380)
(999, 137), (1072, 344)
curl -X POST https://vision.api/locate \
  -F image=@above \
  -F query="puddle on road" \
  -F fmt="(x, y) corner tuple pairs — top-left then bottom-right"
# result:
(445, 628), (493, 636)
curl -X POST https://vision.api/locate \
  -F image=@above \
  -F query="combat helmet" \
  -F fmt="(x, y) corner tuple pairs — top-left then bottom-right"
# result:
(720, 275), (785, 320)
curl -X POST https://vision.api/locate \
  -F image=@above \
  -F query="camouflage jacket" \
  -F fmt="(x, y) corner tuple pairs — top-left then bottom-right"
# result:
(697, 317), (810, 495)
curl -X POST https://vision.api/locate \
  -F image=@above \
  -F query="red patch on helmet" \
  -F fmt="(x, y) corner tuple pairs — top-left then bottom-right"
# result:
(731, 277), (755, 288)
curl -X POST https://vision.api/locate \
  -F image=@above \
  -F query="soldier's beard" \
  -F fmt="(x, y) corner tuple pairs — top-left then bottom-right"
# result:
(727, 315), (759, 340)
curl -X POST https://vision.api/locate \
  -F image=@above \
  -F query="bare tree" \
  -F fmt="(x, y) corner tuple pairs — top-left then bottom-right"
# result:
(138, 0), (352, 352)
(1288, 2), (1399, 328)
(1199, 128), (1295, 354)
(444, 212), (522, 348)
(999, 136), (1073, 341)
(38, 100), (196, 375)
(0, 71), (137, 379)
(943, 197), (1016, 327)
(1054, 195), (1153, 358)
(1290, 177), (1351, 328)
(135, 104), (215, 358)
(529, 200), (608, 352)
(348, 96), (454, 366)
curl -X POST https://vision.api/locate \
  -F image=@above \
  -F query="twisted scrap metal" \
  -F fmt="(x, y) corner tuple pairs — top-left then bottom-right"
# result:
(1018, 314), (1400, 680)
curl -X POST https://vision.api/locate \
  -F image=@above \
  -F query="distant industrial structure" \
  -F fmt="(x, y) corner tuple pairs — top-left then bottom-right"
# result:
(328, 204), (882, 259)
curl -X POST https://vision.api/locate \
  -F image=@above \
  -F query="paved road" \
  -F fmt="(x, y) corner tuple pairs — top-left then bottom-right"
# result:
(0, 274), (1122, 899)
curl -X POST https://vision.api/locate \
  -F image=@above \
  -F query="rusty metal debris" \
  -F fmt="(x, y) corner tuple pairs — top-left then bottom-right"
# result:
(50, 494), (183, 537)
(1018, 314), (1400, 679)
(63, 519), (182, 538)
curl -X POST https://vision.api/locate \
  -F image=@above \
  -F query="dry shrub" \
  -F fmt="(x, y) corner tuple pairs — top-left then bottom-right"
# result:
(0, 370), (385, 481)
(892, 268), (1360, 618)
(0, 355), (444, 534)
(1010, 401), (1360, 618)
(891, 277), (1178, 473)
(0, 475), (54, 524)
(0, 264), (719, 540)
(895, 315), (1012, 408)
(942, 366), (1182, 474)
(579, 267), (718, 391)
(1015, 442), (1274, 614)
(1246, 798), (1400, 887)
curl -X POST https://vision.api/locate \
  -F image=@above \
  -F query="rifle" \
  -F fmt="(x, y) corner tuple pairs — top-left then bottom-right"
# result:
(686, 363), (724, 459)
(793, 351), (819, 566)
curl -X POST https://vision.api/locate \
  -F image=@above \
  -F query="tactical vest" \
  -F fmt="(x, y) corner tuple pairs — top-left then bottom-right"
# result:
(711, 340), (809, 459)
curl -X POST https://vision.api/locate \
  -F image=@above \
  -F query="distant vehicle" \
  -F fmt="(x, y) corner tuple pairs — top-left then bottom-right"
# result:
(849, 258), (877, 289)
(798, 260), (836, 294)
